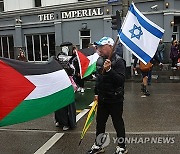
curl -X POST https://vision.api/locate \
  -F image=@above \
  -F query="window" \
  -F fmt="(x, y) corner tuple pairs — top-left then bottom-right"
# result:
(173, 26), (178, 33)
(172, 26), (179, 41)
(26, 35), (34, 61)
(0, 36), (14, 59)
(25, 34), (55, 62)
(2, 37), (8, 58)
(35, 0), (41, 7)
(34, 35), (41, 61)
(80, 30), (91, 49)
(8, 36), (14, 58)
(0, 0), (4, 12)
(49, 34), (55, 57)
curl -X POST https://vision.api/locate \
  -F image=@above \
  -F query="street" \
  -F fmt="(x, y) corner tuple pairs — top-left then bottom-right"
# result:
(0, 81), (180, 154)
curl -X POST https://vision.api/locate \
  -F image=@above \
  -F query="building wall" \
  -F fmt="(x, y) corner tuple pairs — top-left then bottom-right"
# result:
(4, 0), (79, 12)
(41, 0), (78, 7)
(175, 0), (180, 10)
(4, 0), (35, 11)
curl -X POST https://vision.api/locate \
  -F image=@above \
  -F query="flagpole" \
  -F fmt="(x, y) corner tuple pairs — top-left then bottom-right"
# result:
(109, 36), (119, 60)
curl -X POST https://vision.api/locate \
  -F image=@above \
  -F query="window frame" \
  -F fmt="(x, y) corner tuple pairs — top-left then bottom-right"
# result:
(25, 33), (55, 62)
(0, 35), (14, 59)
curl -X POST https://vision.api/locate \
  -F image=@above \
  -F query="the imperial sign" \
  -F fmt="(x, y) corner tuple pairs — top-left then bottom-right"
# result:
(61, 8), (104, 19)
(38, 8), (104, 21)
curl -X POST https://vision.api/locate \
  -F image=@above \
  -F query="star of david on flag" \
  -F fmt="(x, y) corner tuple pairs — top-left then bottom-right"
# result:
(129, 24), (143, 40)
(119, 2), (165, 64)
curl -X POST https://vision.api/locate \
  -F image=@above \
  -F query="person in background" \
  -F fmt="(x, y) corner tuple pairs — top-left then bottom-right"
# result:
(115, 42), (123, 58)
(147, 52), (162, 85)
(139, 61), (152, 97)
(55, 45), (76, 131)
(17, 48), (28, 62)
(70, 46), (85, 93)
(170, 40), (179, 69)
(133, 55), (139, 76)
(157, 39), (165, 63)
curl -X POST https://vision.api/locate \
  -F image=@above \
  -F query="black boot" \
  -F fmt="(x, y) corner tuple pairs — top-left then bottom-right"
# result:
(143, 86), (150, 96)
(141, 84), (144, 93)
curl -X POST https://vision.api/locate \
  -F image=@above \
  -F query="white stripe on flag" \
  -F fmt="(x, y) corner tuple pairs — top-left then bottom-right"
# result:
(87, 53), (99, 66)
(25, 70), (71, 100)
(119, 2), (164, 64)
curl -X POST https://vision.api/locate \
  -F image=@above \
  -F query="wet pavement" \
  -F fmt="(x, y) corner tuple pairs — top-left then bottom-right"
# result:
(0, 81), (180, 154)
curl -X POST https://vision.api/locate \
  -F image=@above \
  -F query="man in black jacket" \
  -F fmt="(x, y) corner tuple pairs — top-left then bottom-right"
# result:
(87, 37), (127, 154)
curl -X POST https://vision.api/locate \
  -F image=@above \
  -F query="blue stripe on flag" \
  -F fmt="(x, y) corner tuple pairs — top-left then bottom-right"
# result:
(119, 32), (152, 63)
(129, 4), (163, 39)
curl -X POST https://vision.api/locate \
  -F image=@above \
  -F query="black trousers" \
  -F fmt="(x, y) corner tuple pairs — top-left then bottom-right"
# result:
(96, 102), (126, 148)
(55, 102), (76, 128)
(75, 75), (84, 88)
(171, 57), (178, 67)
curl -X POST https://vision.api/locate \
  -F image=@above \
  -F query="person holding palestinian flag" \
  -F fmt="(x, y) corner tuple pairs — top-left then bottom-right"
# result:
(87, 37), (127, 154)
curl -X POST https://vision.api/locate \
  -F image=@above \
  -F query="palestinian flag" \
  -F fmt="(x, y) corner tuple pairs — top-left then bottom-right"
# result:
(0, 57), (74, 127)
(76, 47), (99, 78)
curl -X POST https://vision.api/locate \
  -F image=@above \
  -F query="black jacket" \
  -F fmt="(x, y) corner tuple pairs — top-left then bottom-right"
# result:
(95, 53), (126, 104)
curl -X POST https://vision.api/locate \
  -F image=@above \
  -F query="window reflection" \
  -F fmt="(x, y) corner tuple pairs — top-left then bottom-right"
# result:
(26, 34), (55, 62)
(8, 36), (14, 58)
(2, 37), (8, 58)
(34, 35), (41, 61)
(26, 35), (34, 61)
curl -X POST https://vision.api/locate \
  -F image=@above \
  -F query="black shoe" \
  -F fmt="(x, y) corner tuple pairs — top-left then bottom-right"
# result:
(87, 144), (105, 154)
(144, 89), (150, 96)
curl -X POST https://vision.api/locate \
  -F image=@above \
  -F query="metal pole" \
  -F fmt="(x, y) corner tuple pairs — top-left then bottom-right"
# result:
(122, 0), (132, 78)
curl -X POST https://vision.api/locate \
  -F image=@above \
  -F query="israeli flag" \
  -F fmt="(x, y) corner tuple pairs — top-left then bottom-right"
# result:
(119, 3), (165, 64)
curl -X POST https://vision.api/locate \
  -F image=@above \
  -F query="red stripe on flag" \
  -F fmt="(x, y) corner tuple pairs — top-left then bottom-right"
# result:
(76, 51), (90, 77)
(0, 60), (36, 120)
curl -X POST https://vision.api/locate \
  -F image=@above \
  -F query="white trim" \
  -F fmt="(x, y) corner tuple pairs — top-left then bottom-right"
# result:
(39, 35), (43, 61)
(25, 35), (29, 60)
(47, 34), (50, 59)
(32, 35), (35, 62)
(103, 17), (112, 21)
(7, 36), (10, 58)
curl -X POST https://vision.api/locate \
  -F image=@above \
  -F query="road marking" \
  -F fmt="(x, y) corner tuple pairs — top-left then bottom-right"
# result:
(63, 131), (180, 135)
(76, 109), (89, 122)
(89, 101), (95, 107)
(34, 133), (64, 154)
(33, 109), (89, 154)
(0, 128), (58, 133)
(2, 128), (180, 135)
